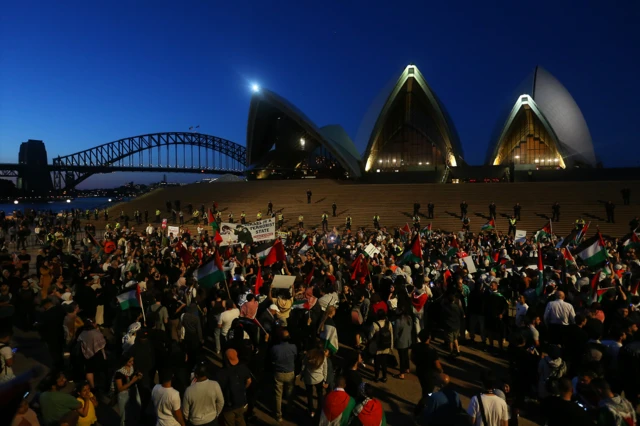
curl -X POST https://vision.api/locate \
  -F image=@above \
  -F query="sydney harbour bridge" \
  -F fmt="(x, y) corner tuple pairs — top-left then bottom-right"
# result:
(0, 132), (246, 192)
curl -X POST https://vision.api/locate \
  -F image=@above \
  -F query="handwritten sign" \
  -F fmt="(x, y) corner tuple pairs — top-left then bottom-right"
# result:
(218, 218), (276, 245)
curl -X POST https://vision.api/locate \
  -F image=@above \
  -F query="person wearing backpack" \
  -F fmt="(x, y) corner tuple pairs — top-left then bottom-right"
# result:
(147, 295), (169, 331)
(368, 309), (394, 383)
(537, 345), (567, 399)
(467, 370), (509, 426)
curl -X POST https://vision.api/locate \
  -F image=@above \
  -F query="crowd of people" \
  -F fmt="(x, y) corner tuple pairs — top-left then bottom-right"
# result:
(0, 194), (639, 426)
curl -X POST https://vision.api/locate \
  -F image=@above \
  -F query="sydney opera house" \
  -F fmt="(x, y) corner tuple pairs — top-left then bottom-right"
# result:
(245, 64), (597, 181)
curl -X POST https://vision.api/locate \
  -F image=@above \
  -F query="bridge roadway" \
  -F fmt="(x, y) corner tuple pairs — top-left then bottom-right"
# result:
(0, 163), (244, 175)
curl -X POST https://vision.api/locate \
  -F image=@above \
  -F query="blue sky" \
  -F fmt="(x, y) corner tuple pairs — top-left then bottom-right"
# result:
(1, 1), (639, 187)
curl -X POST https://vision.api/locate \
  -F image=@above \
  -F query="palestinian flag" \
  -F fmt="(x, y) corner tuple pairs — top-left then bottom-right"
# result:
(176, 241), (192, 265)
(117, 285), (141, 310)
(535, 242), (545, 296)
(208, 209), (217, 229)
(561, 247), (576, 267)
(576, 233), (607, 267)
(446, 237), (459, 257)
(622, 232), (640, 252)
(398, 233), (422, 265)
(594, 286), (616, 303)
(319, 389), (355, 426)
(535, 220), (553, 242)
(421, 223), (432, 237)
(320, 318), (339, 354)
(299, 237), (313, 255)
(196, 250), (225, 289)
(574, 221), (590, 245)
(354, 398), (387, 426)
(399, 223), (411, 235)
(292, 298), (313, 310)
(263, 239), (286, 266)
(481, 218), (495, 231)
(255, 242), (272, 260)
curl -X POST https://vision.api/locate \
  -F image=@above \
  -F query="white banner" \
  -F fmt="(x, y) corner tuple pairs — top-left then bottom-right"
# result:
(219, 218), (276, 245)
(167, 226), (180, 237)
(515, 230), (527, 244)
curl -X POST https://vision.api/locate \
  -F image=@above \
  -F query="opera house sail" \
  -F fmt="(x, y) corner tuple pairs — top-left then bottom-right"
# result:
(362, 65), (464, 173)
(487, 66), (597, 169)
(246, 88), (361, 179)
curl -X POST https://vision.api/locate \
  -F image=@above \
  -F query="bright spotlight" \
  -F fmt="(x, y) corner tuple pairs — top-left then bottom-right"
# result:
(300, 138), (305, 147)
(251, 84), (260, 93)
(13, 200), (18, 205)
(66, 199), (71, 203)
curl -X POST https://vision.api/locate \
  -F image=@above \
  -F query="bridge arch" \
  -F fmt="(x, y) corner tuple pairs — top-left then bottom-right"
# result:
(52, 132), (246, 190)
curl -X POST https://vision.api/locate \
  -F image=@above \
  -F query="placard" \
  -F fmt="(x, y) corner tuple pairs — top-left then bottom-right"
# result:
(462, 256), (477, 274)
(167, 226), (179, 237)
(271, 275), (296, 290)
(218, 218), (276, 245)
(161, 218), (167, 229)
(364, 243), (380, 257)
(515, 230), (527, 243)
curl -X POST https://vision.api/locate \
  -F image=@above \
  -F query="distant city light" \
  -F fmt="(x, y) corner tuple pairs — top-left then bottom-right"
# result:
(376, 169), (380, 173)
(13, 200), (18, 205)
(108, 198), (112, 202)
(251, 83), (260, 93)
(66, 199), (71, 203)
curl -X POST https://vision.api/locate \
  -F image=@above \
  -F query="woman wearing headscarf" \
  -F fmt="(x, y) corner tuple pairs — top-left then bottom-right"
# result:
(112, 354), (142, 426)
(77, 318), (107, 390)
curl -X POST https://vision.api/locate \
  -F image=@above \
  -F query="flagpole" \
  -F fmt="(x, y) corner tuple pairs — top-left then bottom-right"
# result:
(137, 284), (147, 325)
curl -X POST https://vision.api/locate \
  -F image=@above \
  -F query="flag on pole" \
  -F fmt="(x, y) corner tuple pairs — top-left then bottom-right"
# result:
(421, 223), (432, 237)
(576, 233), (608, 267)
(535, 220), (553, 242)
(254, 266), (264, 295)
(481, 218), (496, 231)
(574, 221), (590, 245)
(117, 285), (141, 310)
(299, 237), (313, 255)
(196, 251), (225, 289)
(399, 223), (411, 235)
(622, 232), (640, 252)
(560, 247), (576, 267)
(535, 243), (545, 296)
(320, 321), (339, 355)
(446, 237), (459, 257)
(398, 233), (422, 265)
(263, 239), (286, 266)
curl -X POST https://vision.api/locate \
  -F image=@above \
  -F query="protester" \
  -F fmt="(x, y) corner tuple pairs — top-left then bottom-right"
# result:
(152, 369), (186, 426)
(2, 193), (640, 426)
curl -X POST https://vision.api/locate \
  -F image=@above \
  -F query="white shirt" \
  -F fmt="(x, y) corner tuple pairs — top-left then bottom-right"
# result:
(543, 299), (576, 325)
(218, 308), (240, 336)
(0, 344), (15, 382)
(467, 393), (509, 426)
(151, 384), (181, 426)
(146, 226), (155, 235)
(515, 302), (529, 327)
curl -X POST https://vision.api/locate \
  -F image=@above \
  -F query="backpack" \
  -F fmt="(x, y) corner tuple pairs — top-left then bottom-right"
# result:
(147, 305), (162, 328)
(375, 321), (392, 350)
(351, 307), (363, 325)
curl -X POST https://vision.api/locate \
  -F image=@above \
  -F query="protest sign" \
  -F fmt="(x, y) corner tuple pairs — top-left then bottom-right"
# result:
(218, 218), (276, 245)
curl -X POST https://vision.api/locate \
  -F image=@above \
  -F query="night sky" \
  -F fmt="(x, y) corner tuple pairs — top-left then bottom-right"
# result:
(1, 1), (639, 187)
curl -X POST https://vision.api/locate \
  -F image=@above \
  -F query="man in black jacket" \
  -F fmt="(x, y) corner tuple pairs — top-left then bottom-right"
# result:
(484, 281), (508, 352)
